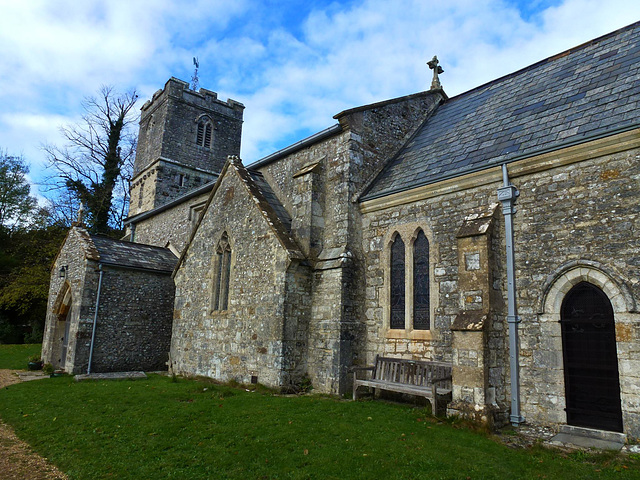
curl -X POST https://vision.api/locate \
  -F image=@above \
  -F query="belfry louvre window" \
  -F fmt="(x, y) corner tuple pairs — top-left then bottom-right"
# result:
(197, 120), (213, 148)
(390, 235), (405, 329)
(211, 232), (231, 311)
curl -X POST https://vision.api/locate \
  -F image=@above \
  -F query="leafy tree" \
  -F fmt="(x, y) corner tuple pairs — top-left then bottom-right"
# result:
(44, 86), (138, 234)
(0, 224), (67, 343)
(0, 151), (65, 343)
(0, 152), (38, 232)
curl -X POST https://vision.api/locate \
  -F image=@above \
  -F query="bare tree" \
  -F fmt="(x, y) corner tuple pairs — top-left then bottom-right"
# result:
(44, 86), (138, 234)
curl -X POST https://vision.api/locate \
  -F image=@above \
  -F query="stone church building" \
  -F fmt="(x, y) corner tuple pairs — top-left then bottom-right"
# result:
(43, 22), (640, 437)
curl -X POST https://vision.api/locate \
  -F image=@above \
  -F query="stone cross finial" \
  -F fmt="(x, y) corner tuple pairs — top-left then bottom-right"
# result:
(427, 56), (444, 90)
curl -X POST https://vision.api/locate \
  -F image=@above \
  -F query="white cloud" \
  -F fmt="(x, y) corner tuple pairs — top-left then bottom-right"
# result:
(229, 0), (640, 161)
(0, 0), (639, 183)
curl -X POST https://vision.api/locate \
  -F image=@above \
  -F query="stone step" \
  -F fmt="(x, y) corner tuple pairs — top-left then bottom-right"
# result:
(75, 371), (147, 382)
(548, 425), (626, 451)
(558, 425), (626, 443)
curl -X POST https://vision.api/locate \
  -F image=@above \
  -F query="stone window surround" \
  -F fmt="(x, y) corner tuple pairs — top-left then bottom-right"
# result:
(209, 230), (234, 313)
(382, 222), (438, 341)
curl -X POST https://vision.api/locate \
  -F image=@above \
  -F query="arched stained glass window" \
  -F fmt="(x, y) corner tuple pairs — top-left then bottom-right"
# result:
(390, 235), (405, 329)
(413, 230), (430, 330)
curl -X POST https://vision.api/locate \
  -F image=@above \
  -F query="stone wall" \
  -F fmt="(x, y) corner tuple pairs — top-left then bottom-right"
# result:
(132, 77), (243, 216)
(513, 146), (640, 437)
(252, 91), (445, 394)
(170, 167), (310, 388)
(360, 142), (640, 435)
(43, 227), (175, 374)
(132, 190), (210, 253)
(129, 160), (216, 216)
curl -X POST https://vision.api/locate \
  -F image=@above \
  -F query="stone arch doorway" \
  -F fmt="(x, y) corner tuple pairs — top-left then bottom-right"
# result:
(560, 282), (623, 432)
(53, 285), (73, 370)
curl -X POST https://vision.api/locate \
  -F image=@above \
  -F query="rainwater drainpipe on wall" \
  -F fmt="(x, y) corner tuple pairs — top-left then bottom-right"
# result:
(497, 164), (525, 426)
(87, 264), (104, 375)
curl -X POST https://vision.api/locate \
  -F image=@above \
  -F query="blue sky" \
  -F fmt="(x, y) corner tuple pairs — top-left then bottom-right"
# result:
(1, 0), (639, 201)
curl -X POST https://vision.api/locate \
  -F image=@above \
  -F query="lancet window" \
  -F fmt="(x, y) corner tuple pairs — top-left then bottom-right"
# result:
(211, 232), (232, 311)
(413, 230), (430, 330)
(390, 235), (406, 329)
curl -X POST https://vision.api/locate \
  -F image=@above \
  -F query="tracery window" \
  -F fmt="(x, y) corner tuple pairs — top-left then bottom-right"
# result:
(196, 119), (213, 148)
(388, 228), (431, 332)
(211, 232), (232, 311)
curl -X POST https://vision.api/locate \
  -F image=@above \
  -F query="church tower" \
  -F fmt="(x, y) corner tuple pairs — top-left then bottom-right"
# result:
(130, 78), (244, 216)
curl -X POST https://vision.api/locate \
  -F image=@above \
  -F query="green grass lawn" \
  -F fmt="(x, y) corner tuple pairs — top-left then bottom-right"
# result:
(0, 374), (639, 479)
(0, 343), (42, 369)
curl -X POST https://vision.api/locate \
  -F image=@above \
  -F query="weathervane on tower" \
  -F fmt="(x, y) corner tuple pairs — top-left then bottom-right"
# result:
(427, 56), (443, 90)
(191, 57), (200, 91)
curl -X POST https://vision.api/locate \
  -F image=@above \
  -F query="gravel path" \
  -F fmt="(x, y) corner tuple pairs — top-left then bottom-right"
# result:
(0, 370), (68, 480)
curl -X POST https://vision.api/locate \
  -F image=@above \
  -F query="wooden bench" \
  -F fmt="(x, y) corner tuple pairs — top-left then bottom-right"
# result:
(352, 356), (452, 414)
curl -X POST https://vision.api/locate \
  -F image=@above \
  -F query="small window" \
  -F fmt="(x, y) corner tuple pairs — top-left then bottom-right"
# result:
(178, 173), (185, 187)
(137, 182), (145, 208)
(189, 203), (205, 233)
(211, 232), (232, 311)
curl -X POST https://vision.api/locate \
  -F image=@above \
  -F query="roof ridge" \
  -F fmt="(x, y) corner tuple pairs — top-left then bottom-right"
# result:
(90, 234), (175, 252)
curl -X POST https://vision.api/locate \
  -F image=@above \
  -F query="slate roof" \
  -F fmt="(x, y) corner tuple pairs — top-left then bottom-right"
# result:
(248, 170), (293, 232)
(90, 235), (178, 272)
(362, 21), (640, 201)
(229, 157), (304, 259)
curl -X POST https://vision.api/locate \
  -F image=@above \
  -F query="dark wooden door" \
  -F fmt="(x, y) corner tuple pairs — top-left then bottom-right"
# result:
(60, 319), (71, 369)
(561, 282), (623, 432)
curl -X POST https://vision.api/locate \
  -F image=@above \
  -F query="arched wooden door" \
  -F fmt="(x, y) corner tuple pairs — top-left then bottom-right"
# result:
(561, 282), (623, 432)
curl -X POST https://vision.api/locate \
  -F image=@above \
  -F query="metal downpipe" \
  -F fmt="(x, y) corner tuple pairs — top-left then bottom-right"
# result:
(497, 164), (525, 426)
(87, 264), (104, 375)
